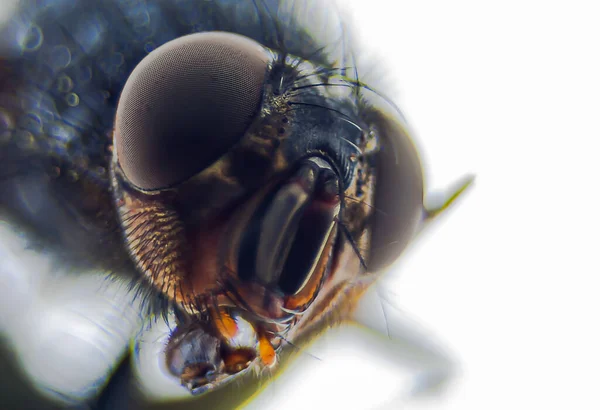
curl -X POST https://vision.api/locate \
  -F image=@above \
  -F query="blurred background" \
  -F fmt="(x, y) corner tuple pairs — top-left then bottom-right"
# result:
(1, 1), (600, 409)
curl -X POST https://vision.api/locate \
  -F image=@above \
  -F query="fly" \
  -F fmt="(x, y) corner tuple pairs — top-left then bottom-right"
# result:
(0, 0), (472, 408)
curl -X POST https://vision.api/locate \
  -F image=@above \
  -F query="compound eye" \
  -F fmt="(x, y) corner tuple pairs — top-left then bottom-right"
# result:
(368, 109), (424, 272)
(115, 32), (269, 190)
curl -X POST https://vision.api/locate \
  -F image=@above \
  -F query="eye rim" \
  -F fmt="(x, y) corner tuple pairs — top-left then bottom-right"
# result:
(113, 31), (271, 192)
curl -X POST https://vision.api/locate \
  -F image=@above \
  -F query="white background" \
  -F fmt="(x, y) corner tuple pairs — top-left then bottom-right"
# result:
(337, 0), (600, 409)
(2, 1), (600, 409)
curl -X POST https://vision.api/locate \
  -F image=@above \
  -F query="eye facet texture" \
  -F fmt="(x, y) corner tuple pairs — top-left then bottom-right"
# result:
(115, 32), (269, 190)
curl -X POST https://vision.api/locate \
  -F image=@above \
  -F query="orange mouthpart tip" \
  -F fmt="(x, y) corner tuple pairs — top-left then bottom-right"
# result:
(213, 309), (238, 340)
(258, 334), (277, 367)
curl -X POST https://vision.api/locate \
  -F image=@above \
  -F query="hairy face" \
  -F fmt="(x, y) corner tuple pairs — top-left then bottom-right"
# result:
(0, 0), (427, 398)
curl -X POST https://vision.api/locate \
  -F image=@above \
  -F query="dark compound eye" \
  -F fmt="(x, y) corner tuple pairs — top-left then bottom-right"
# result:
(114, 32), (269, 190)
(367, 106), (425, 273)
